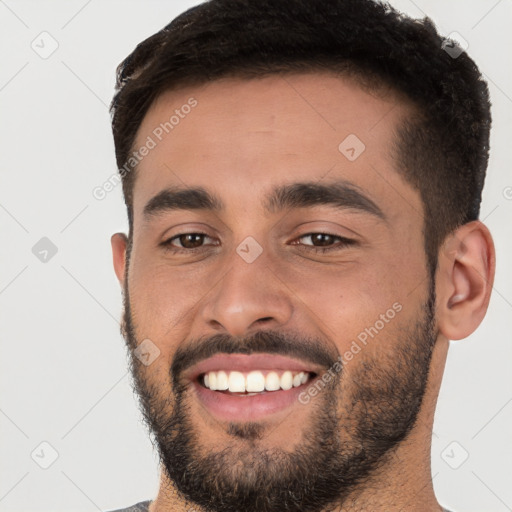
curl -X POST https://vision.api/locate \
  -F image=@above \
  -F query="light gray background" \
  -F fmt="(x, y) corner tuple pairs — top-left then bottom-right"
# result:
(0, 1), (511, 511)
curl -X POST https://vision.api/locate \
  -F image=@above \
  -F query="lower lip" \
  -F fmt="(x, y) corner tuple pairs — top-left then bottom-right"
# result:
(193, 380), (312, 422)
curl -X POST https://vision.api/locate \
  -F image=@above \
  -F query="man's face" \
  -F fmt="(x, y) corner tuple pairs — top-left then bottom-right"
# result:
(117, 74), (438, 512)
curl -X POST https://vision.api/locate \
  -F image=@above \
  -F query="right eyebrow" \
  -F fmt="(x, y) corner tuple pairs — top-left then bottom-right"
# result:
(143, 187), (223, 220)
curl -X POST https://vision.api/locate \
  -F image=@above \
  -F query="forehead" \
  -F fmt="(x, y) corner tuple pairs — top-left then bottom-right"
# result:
(131, 73), (420, 221)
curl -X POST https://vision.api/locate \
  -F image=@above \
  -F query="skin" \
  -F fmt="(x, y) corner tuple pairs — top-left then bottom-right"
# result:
(111, 73), (495, 511)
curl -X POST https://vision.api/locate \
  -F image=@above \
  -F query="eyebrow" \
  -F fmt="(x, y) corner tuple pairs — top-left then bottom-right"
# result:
(143, 181), (385, 221)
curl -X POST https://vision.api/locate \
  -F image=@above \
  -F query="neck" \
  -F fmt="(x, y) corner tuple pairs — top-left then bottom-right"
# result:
(149, 338), (449, 512)
(149, 443), (442, 512)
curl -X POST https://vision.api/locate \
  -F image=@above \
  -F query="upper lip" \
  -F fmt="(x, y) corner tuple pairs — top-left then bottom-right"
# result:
(184, 353), (323, 382)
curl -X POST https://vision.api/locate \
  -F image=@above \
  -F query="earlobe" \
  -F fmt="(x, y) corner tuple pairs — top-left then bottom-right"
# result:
(437, 221), (495, 340)
(111, 233), (128, 286)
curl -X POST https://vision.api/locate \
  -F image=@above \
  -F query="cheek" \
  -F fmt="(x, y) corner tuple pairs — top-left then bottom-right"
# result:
(127, 251), (189, 357)
(127, 251), (225, 362)
(277, 254), (422, 353)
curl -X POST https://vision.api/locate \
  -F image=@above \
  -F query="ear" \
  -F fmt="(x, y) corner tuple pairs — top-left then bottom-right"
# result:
(436, 220), (495, 340)
(111, 233), (128, 287)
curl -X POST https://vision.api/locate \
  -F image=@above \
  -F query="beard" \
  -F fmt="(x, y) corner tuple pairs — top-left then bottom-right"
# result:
(121, 279), (437, 512)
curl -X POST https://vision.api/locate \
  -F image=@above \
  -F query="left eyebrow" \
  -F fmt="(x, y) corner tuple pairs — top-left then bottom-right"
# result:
(264, 181), (386, 221)
(143, 180), (386, 221)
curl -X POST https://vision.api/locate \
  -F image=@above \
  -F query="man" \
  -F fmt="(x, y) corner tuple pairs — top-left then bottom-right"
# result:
(107, 0), (495, 510)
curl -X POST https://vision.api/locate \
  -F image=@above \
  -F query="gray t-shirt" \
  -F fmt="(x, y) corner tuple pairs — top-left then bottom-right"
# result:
(107, 501), (151, 512)
(107, 500), (454, 511)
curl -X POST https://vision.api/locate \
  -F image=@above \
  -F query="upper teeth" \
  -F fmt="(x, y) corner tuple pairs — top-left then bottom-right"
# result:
(203, 370), (310, 393)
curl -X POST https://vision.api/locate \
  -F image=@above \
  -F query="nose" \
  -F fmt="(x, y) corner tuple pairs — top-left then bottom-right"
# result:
(198, 249), (293, 337)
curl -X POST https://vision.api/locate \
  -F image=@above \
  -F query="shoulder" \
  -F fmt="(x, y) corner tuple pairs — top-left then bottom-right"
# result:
(105, 500), (152, 512)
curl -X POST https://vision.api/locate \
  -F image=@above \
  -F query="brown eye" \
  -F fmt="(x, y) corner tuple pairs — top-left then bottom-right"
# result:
(162, 233), (216, 251)
(297, 233), (348, 247)
(176, 234), (206, 249)
(302, 233), (337, 246)
(294, 233), (356, 253)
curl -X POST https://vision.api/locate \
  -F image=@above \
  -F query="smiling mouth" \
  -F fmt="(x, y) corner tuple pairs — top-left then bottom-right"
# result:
(200, 370), (316, 394)
(188, 353), (322, 421)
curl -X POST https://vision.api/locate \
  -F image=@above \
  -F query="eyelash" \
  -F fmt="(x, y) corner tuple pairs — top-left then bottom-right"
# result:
(161, 232), (356, 254)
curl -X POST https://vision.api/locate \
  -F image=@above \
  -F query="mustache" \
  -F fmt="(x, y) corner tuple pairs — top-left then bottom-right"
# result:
(171, 330), (339, 384)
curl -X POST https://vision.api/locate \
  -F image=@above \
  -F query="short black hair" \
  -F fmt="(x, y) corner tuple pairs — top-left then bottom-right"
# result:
(110, 0), (491, 276)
